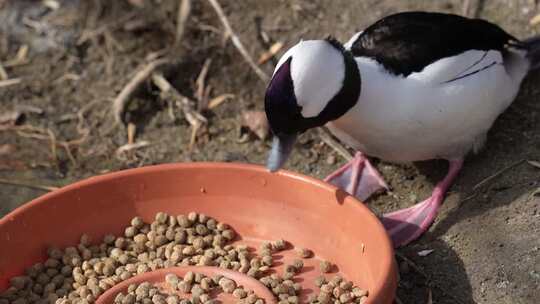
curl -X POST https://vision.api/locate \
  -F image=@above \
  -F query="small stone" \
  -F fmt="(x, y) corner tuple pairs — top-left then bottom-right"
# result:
(326, 154), (336, 165)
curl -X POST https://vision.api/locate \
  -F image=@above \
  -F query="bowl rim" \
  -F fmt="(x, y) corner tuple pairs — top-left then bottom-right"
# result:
(0, 162), (397, 303)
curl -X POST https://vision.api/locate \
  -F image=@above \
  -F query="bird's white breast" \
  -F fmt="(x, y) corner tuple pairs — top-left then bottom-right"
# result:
(327, 49), (529, 162)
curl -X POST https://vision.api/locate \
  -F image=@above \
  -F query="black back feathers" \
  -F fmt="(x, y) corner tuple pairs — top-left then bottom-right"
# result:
(350, 11), (522, 76)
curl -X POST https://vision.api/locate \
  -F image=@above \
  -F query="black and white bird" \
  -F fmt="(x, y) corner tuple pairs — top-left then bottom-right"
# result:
(264, 12), (540, 247)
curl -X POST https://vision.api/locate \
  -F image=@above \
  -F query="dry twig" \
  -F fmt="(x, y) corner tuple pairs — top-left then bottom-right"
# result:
(207, 0), (270, 82)
(116, 141), (151, 156)
(472, 159), (526, 190)
(0, 178), (58, 192)
(208, 93), (234, 109)
(527, 160), (540, 169)
(258, 41), (284, 65)
(196, 58), (212, 108)
(175, 0), (192, 48)
(151, 73), (207, 151)
(2, 45), (29, 67)
(0, 62), (8, 80)
(318, 128), (354, 161)
(0, 78), (21, 88)
(127, 122), (136, 145)
(112, 58), (169, 124)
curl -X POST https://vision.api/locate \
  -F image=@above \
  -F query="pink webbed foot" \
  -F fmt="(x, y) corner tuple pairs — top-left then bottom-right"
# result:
(324, 152), (389, 202)
(381, 159), (464, 247)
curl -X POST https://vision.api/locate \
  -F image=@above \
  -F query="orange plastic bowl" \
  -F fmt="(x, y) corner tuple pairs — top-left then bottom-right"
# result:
(0, 163), (397, 303)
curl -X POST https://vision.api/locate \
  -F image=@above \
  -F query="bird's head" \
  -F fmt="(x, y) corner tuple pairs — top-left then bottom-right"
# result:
(264, 37), (361, 171)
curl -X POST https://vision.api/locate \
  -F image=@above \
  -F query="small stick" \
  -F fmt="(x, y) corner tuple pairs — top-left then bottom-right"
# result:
(116, 141), (151, 155)
(151, 73), (207, 124)
(207, 0), (270, 82)
(112, 58), (169, 124)
(196, 58), (212, 105)
(0, 78), (21, 88)
(318, 128), (353, 161)
(472, 159), (526, 190)
(0, 62), (8, 80)
(527, 160), (540, 169)
(61, 142), (77, 167)
(0, 178), (59, 192)
(208, 93), (234, 109)
(258, 41), (284, 65)
(151, 73), (207, 151)
(427, 289), (433, 304)
(127, 122), (136, 145)
(2, 45), (29, 68)
(174, 0), (192, 48)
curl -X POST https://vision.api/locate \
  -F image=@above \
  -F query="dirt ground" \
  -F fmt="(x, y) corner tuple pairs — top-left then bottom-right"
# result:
(1, 0), (540, 303)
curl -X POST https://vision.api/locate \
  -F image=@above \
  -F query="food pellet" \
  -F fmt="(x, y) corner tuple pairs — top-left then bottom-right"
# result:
(320, 260), (333, 273)
(296, 248), (313, 259)
(0, 212), (368, 304)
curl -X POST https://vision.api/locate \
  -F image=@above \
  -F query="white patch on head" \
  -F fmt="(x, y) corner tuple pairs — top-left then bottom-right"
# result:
(344, 31), (363, 49)
(273, 40), (345, 118)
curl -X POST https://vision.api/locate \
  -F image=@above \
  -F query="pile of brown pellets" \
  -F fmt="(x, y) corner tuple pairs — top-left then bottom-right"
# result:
(113, 272), (264, 304)
(0, 212), (369, 304)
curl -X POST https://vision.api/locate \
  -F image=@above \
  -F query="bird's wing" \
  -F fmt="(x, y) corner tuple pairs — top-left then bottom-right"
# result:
(349, 11), (522, 77)
(407, 49), (504, 84)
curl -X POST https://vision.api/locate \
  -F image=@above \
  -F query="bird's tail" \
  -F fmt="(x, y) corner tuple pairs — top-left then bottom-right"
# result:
(522, 34), (540, 70)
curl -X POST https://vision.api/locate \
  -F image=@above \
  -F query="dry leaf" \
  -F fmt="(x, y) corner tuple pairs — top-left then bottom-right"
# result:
(258, 41), (284, 64)
(531, 14), (540, 26)
(241, 110), (269, 140)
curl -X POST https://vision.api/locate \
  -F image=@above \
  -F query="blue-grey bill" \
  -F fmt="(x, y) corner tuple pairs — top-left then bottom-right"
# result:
(266, 133), (297, 172)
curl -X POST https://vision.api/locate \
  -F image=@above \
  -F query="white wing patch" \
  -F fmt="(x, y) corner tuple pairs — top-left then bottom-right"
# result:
(408, 50), (503, 84)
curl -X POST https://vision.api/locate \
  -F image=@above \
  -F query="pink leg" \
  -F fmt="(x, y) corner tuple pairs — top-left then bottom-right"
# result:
(382, 159), (464, 247)
(324, 152), (389, 202)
